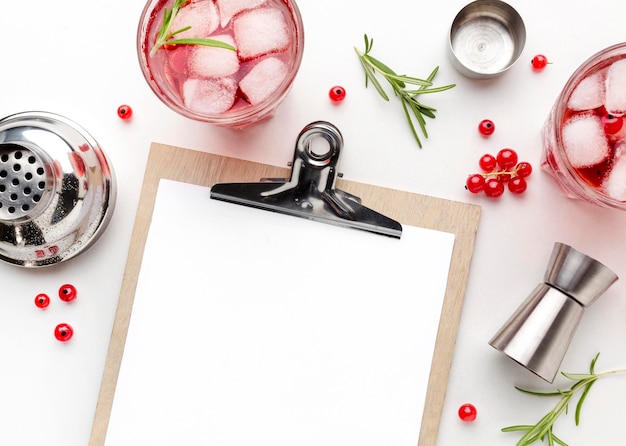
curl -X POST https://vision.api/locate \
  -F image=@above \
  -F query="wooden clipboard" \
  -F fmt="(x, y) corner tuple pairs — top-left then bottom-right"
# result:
(89, 142), (481, 446)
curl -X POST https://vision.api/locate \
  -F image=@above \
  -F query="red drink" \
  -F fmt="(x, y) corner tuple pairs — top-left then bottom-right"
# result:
(137, 0), (304, 127)
(542, 43), (626, 209)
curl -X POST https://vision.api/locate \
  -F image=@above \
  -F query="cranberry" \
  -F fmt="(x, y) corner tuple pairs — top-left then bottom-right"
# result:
(508, 176), (527, 194)
(479, 154), (497, 172)
(35, 293), (50, 309)
(478, 119), (495, 136)
(54, 323), (74, 342)
(515, 162), (533, 178)
(329, 86), (346, 102)
(466, 174), (485, 194)
(58, 284), (77, 303)
(484, 178), (505, 198)
(458, 403), (477, 422)
(531, 55), (549, 71)
(602, 114), (623, 135)
(496, 148), (518, 170)
(117, 105), (133, 120)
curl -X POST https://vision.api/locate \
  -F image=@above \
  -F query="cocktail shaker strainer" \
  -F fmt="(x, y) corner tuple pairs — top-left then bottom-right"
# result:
(0, 112), (116, 267)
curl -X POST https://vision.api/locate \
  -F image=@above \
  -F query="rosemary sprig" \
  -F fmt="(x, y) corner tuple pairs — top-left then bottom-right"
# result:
(150, 0), (235, 57)
(354, 34), (455, 148)
(502, 353), (626, 446)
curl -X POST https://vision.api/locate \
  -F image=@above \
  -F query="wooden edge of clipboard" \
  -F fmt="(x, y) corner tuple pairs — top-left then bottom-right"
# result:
(88, 142), (481, 446)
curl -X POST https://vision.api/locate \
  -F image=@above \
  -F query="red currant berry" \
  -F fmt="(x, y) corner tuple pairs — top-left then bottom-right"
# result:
(531, 54), (549, 71)
(602, 114), (623, 135)
(508, 176), (527, 194)
(478, 119), (495, 136)
(54, 323), (74, 342)
(58, 284), (77, 303)
(515, 162), (533, 178)
(496, 148), (518, 170)
(478, 154), (497, 172)
(35, 293), (50, 309)
(117, 105), (133, 120)
(497, 172), (511, 183)
(458, 403), (477, 422)
(329, 86), (346, 103)
(465, 174), (485, 193)
(484, 178), (505, 198)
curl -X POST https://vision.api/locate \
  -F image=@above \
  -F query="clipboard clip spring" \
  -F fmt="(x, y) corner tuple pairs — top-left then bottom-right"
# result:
(210, 121), (402, 238)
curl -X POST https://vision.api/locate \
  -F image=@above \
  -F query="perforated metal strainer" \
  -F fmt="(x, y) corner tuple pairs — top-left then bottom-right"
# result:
(0, 143), (50, 220)
(0, 112), (116, 267)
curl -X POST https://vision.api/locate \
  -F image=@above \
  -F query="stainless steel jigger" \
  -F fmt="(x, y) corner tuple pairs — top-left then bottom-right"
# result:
(489, 242), (618, 382)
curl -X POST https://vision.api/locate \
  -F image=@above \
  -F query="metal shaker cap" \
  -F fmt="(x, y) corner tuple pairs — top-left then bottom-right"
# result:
(448, 0), (526, 79)
(544, 242), (619, 306)
(0, 112), (116, 267)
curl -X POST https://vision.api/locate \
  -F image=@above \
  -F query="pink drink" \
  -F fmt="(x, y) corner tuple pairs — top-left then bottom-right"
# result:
(541, 43), (626, 209)
(137, 0), (304, 127)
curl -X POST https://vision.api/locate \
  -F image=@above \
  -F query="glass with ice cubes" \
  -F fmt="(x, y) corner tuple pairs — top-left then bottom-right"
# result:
(542, 43), (626, 209)
(137, 0), (304, 127)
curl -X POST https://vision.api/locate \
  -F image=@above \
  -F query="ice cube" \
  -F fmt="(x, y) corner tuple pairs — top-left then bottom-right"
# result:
(182, 77), (237, 114)
(240, 57), (287, 104)
(562, 114), (610, 168)
(568, 71), (605, 111)
(603, 142), (626, 201)
(234, 7), (290, 59)
(171, 0), (219, 40)
(216, 0), (266, 27)
(189, 34), (239, 78)
(605, 59), (626, 116)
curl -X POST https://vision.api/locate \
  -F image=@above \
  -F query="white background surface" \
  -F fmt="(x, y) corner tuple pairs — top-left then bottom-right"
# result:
(2, 0), (626, 445)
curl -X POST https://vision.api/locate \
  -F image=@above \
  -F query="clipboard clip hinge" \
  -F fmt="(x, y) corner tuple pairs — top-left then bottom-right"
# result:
(210, 121), (402, 238)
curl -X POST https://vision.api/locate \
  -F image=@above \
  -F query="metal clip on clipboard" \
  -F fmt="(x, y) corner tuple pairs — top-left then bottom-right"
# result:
(210, 121), (402, 238)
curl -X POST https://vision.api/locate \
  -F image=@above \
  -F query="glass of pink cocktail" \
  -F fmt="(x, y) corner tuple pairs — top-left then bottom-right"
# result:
(137, 0), (304, 127)
(542, 43), (626, 209)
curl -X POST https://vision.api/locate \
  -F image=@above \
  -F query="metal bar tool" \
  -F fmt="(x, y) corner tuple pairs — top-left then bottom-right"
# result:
(489, 242), (618, 382)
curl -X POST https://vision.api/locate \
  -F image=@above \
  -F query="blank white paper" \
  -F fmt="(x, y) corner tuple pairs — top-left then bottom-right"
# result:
(105, 179), (455, 446)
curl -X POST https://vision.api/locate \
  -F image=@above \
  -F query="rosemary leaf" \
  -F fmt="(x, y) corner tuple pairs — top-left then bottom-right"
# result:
(359, 58), (389, 100)
(502, 425), (534, 432)
(385, 74), (431, 87)
(513, 387), (563, 397)
(170, 25), (192, 37)
(354, 33), (455, 148)
(552, 433), (568, 446)
(502, 353), (626, 446)
(400, 98), (421, 147)
(363, 34), (373, 53)
(150, 0), (235, 56)
(574, 379), (595, 425)
(417, 104), (436, 119)
(424, 65), (439, 83)
(561, 372), (596, 380)
(408, 100), (428, 136)
(165, 37), (236, 50)
(407, 85), (457, 94)
(364, 55), (406, 87)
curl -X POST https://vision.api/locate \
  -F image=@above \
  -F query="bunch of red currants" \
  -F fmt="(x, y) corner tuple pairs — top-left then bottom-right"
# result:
(466, 148), (532, 198)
